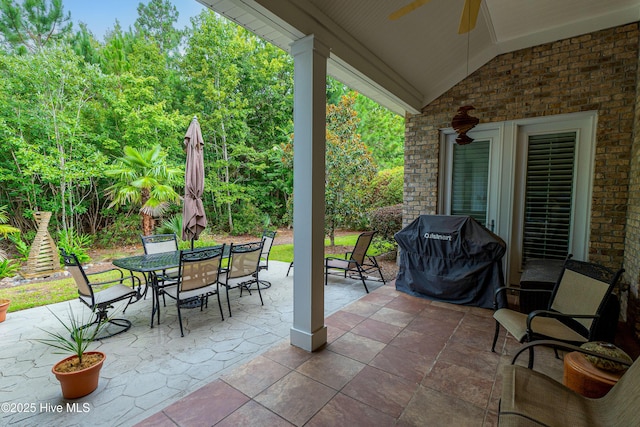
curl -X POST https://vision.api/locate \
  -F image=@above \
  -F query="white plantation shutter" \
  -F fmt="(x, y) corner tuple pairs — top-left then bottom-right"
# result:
(451, 140), (490, 226)
(522, 132), (575, 263)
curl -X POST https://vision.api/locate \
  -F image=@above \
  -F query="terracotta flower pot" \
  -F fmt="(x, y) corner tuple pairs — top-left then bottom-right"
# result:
(52, 351), (105, 399)
(0, 299), (9, 322)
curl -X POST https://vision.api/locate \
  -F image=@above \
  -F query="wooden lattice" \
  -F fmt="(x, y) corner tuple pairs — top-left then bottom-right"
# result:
(22, 212), (61, 278)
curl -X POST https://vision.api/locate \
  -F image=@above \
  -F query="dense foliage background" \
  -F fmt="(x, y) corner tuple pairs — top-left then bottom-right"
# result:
(0, 0), (404, 255)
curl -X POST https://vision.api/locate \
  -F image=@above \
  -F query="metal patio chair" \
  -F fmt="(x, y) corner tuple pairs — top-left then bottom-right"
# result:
(492, 258), (624, 367)
(259, 230), (277, 272)
(219, 241), (264, 317)
(61, 249), (142, 339)
(499, 340), (637, 426)
(141, 233), (179, 301)
(162, 245), (225, 337)
(249, 229), (277, 289)
(324, 231), (385, 293)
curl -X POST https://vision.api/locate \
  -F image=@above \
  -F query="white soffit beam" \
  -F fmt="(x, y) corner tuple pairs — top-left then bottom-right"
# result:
(202, 0), (422, 114)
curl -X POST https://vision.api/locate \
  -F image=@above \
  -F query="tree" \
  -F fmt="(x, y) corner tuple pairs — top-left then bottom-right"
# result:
(0, 45), (108, 232)
(0, 0), (71, 53)
(105, 145), (182, 236)
(325, 92), (377, 244)
(70, 22), (100, 64)
(99, 22), (133, 75)
(134, 0), (182, 57)
(181, 11), (269, 233)
(354, 94), (404, 169)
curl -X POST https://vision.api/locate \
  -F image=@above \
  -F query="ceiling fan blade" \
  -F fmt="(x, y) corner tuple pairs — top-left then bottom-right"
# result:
(389, 0), (433, 21)
(458, 0), (482, 34)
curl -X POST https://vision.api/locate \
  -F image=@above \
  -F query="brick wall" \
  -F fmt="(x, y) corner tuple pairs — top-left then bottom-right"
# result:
(625, 27), (640, 336)
(405, 24), (640, 331)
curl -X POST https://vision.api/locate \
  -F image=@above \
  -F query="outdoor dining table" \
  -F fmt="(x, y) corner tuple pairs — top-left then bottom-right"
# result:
(113, 245), (229, 328)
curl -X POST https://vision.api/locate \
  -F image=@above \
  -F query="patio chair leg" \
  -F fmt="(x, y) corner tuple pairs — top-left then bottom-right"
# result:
(360, 275), (370, 293)
(95, 318), (133, 340)
(357, 267), (369, 293)
(216, 291), (224, 321)
(491, 321), (500, 352)
(528, 345), (535, 369)
(177, 303), (184, 337)
(256, 280), (264, 306)
(247, 279), (271, 290)
(286, 261), (293, 276)
(373, 258), (386, 285)
(79, 309), (133, 340)
(226, 287), (232, 317)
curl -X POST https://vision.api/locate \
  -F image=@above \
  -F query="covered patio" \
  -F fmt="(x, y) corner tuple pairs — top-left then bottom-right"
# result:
(1, 260), (592, 426)
(196, 0), (640, 350)
(4, 0), (640, 424)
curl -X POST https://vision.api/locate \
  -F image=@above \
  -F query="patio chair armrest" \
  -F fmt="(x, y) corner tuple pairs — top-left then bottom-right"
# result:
(89, 272), (141, 290)
(86, 267), (125, 280)
(517, 288), (554, 295)
(155, 271), (177, 283)
(127, 274), (142, 292)
(325, 257), (358, 271)
(493, 286), (509, 308)
(525, 310), (598, 330)
(511, 340), (633, 368)
(325, 256), (356, 262)
(493, 286), (554, 310)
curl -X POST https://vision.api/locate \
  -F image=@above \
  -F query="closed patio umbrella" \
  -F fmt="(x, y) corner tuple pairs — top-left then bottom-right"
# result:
(182, 117), (207, 249)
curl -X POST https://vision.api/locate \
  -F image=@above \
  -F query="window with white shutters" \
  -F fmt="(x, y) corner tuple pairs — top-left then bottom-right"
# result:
(522, 132), (575, 263)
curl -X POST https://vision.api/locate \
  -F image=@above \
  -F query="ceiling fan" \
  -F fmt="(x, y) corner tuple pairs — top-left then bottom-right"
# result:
(389, 0), (482, 34)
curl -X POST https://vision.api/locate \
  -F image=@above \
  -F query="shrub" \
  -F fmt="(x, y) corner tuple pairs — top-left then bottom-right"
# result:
(369, 204), (403, 242)
(8, 233), (29, 261)
(156, 215), (183, 238)
(231, 202), (263, 235)
(0, 259), (20, 279)
(95, 215), (141, 247)
(57, 229), (92, 264)
(367, 166), (403, 208)
(369, 238), (396, 255)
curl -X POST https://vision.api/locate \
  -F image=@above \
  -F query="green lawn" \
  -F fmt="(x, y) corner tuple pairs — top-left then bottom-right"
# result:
(0, 234), (362, 313)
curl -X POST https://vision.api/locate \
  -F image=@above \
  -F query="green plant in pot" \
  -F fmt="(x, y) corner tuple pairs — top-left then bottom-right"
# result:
(36, 305), (107, 399)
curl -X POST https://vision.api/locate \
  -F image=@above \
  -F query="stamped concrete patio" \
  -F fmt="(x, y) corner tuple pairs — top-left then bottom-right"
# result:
(1, 261), (567, 426)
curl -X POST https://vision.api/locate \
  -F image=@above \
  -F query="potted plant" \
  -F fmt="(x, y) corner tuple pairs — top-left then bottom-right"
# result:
(36, 305), (107, 399)
(0, 298), (9, 322)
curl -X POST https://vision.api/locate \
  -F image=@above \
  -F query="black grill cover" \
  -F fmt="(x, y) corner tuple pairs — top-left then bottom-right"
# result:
(394, 215), (506, 309)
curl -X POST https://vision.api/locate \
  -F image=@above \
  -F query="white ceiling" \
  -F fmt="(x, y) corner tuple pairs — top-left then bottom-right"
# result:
(198, 0), (640, 115)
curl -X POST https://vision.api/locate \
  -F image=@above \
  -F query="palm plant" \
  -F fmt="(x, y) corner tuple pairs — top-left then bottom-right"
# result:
(0, 205), (20, 261)
(36, 304), (105, 367)
(0, 205), (19, 237)
(156, 214), (183, 237)
(105, 145), (182, 236)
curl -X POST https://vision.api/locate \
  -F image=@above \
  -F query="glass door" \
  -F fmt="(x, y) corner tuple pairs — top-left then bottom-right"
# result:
(440, 113), (595, 285)
(450, 140), (490, 227)
(442, 128), (502, 233)
(521, 132), (576, 263)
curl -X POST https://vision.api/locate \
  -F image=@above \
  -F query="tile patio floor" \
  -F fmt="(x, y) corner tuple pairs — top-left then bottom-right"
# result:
(2, 261), (572, 426)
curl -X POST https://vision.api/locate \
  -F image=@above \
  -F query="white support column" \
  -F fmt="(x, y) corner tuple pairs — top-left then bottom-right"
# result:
(290, 35), (328, 351)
